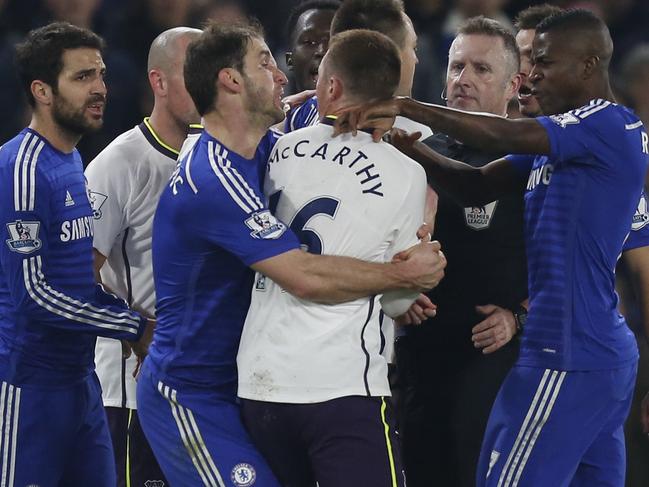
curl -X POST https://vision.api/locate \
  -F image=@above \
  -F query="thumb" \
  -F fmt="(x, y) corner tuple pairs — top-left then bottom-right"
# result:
(475, 304), (498, 316)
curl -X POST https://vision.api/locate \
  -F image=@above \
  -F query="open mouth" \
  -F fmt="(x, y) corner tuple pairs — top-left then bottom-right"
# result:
(86, 102), (104, 117)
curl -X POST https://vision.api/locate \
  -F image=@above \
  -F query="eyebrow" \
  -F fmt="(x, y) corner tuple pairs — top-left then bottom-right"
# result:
(74, 67), (104, 77)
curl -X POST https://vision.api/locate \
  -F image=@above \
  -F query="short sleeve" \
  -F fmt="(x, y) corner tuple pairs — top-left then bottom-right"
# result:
(85, 151), (132, 257)
(505, 154), (535, 179)
(188, 165), (300, 266)
(536, 101), (613, 166)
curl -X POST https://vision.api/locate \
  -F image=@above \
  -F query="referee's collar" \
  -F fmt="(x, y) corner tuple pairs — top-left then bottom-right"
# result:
(138, 117), (180, 160)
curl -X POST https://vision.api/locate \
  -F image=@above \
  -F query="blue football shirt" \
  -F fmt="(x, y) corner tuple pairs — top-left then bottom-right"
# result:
(506, 99), (648, 370)
(0, 129), (145, 387)
(284, 96), (319, 133)
(147, 129), (300, 398)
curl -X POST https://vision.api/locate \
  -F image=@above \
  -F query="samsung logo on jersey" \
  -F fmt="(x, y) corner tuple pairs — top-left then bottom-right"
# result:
(60, 216), (94, 242)
(526, 163), (554, 191)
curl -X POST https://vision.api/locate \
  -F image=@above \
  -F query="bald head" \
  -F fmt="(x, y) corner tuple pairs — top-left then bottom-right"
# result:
(148, 26), (202, 73)
(537, 9), (613, 70)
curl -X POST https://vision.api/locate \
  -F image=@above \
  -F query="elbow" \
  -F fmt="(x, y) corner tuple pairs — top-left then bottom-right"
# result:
(283, 276), (323, 302)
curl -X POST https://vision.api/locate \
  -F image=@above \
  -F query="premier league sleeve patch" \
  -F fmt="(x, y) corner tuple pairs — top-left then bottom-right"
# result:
(6, 220), (42, 254)
(245, 210), (287, 239)
(632, 192), (649, 231)
(88, 190), (108, 219)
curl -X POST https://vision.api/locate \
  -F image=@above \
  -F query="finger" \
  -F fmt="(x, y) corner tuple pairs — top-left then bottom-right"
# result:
(476, 304), (498, 315)
(416, 223), (431, 240)
(482, 341), (504, 354)
(409, 131), (422, 143)
(408, 309), (422, 325)
(415, 293), (434, 309)
(472, 329), (496, 342)
(429, 240), (442, 252)
(472, 318), (494, 333)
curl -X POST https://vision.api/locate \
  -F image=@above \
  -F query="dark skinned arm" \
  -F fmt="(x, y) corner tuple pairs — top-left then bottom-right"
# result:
(335, 97), (552, 155)
(390, 130), (526, 207)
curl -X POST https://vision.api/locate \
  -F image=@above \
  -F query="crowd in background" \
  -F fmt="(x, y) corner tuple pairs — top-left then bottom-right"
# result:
(1, 0), (649, 485)
(1, 0), (649, 161)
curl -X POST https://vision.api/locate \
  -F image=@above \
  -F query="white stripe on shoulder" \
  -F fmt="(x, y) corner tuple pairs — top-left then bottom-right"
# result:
(626, 120), (644, 130)
(185, 146), (199, 194)
(20, 137), (39, 212)
(215, 146), (262, 210)
(0, 382), (8, 487)
(577, 101), (611, 119)
(27, 140), (45, 211)
(207, 141), (259, 214)
(13, 134), (32, 211)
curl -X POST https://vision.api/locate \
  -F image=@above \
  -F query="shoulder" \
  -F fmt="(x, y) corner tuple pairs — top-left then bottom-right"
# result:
(542, 99), (627, 132)
(86, 126), (150, 176)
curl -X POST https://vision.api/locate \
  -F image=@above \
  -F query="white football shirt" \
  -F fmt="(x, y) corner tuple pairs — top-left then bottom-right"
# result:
(86, 118), (178, 409)
(237, 119), (427, 403)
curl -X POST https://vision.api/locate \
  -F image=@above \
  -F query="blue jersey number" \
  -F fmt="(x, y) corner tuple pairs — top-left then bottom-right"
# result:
(269, 192), (339, 254)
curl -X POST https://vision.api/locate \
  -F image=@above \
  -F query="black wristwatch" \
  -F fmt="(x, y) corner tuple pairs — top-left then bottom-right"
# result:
(512, 305), (528, 333)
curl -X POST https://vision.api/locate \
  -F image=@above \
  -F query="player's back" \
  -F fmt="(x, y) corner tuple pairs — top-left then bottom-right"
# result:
(238, 119), (427, 403)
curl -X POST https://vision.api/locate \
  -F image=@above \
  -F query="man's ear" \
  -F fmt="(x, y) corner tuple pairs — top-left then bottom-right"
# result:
(582, 55), (600, 79)
(31, 80), (53, 106)
(218, 67), (243, 93)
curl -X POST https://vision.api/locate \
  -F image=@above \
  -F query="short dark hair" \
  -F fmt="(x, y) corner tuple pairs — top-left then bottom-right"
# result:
(15, 22), (104, 107)
(536, 8), (605, 35)
(184, 20), (263, 116)
(286, 0), (341, 43)
(457, 16), (520, 75)
(514, 4), (563, 31)
(326, 29), (401, 101)
(330, 0), (407, 49)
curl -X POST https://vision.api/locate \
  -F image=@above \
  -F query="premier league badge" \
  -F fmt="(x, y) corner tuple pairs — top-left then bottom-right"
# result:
(6, 220), (41, 254)
(245, 210), (287, 239)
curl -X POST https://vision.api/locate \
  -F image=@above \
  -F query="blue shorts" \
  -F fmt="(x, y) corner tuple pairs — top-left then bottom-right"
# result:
(0, 373), (115, 487)
(136, 359), (281, 487)
(477, 364), (637, 487)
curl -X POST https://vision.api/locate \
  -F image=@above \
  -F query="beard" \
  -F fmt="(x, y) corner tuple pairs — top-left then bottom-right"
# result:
(52, 92), (105, 136)
(242, 75), (284, 128)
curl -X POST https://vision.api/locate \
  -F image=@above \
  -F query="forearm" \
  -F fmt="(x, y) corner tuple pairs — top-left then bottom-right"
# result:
(398, 98), (550, 155)
(409, 142), (507, 206)
(290, 253), (417, 304)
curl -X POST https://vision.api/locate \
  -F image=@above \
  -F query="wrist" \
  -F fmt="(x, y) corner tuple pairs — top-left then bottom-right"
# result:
(512, 304), (528, 333)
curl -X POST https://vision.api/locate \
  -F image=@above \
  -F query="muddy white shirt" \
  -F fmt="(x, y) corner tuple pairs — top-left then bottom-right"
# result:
(237, 118), (427, 403)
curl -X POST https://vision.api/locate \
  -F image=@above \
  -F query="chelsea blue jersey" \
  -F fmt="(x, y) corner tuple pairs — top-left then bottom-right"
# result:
(0, 129), (145, 387)
(507, 100), (648, 370)
(284, 96), (319, 133)
(147, 129), (300, 398)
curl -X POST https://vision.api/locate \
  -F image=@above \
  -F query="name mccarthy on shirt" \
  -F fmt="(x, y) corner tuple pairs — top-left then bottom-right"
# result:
(269, 139), (385, 197)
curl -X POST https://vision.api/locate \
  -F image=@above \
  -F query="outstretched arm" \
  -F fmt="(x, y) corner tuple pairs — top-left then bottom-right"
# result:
(335, 97), (550, 155)
(390, 130), (526, 207)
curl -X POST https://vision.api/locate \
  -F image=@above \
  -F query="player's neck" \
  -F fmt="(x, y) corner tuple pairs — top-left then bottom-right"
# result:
(28, 112), (81, 154)
(148, 109), (188, 152)
(202, 110), (267, 159)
